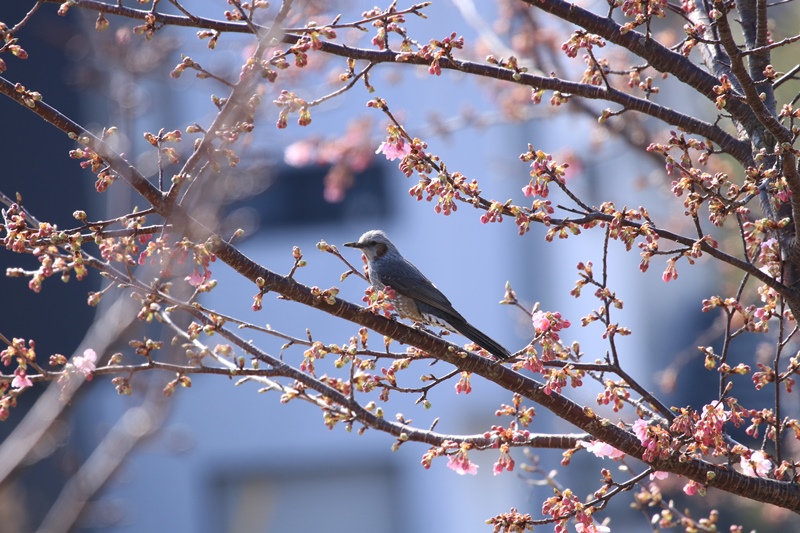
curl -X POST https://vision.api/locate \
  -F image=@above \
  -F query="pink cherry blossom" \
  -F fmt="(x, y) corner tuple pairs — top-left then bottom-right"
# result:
(740, 450), (772, 477)
(447, 453), (478, 475)
(185, 270), (204, 286)
(11, 369), (32, 390)
(376, 141), (411, 161)
(185, 269), (211, 287)
(760, 238), (776, 252)
(649, 470), (669, 481)
(580, 440), (625, 460)
(532, 310), (551, 332)
(74, 348), (98, 377)
(632, 418), (649, 442)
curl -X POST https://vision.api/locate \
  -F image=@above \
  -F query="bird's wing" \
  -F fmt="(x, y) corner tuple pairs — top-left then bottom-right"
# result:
(378, 263), (465, 320)
(379, 263), (511, 359)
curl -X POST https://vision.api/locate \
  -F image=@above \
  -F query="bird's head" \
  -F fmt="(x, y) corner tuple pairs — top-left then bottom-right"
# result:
(344, 230), (396, 261)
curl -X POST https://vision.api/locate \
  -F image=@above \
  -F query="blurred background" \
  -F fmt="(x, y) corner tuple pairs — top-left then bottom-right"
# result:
(2, 1), (795, 532)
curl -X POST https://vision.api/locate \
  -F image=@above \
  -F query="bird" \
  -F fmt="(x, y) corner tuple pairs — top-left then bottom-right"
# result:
(344, 229), (512, 360)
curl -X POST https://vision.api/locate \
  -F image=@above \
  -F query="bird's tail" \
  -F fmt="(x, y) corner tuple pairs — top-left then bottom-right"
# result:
(450, 317), (512, 360)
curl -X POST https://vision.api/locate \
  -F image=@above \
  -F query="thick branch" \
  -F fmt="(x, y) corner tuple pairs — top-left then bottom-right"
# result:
(735, 0), (772, 109)
(714, 3), (800, 279)
(715, 6), (790, 144)
(519, 0), (762, 143)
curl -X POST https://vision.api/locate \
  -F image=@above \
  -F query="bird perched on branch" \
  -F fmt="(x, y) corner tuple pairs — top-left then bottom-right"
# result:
(344, 229), (511, 360)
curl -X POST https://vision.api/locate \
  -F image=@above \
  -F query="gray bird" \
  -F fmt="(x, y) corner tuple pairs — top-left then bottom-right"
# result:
(344, 230), (511, 360)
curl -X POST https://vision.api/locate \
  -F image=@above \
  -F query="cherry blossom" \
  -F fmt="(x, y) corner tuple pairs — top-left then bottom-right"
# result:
(740, 450), (773, 477)
(632, 418), (648, 441)
(447, 450), (478, 475)
(683, 480), (702, 496)
(532, 310), (551, 332)
(185, 268), (211, 287)
(375, 140), (411, 161)
(11, 368), (32, 390)
(580, 440), (625, 460)
(74, 348), (98, 378)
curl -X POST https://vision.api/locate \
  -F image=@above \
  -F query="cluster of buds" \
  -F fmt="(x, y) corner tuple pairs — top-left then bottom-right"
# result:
(274, 90), (311, 129)
(619, 0), (668, 33)
(361, 3), (415, 51)
(520, 145), (569, 199)
(417, 32), (464, 76)
(561, 30), (606, 59)
(362, 286), (396, 319)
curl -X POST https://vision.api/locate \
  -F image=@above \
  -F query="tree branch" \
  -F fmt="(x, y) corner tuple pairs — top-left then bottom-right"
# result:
(520, 0), (762, 142)
(39, 0), (752, 164)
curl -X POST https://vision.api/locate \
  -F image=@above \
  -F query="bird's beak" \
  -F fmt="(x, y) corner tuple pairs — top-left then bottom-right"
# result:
(343, 241), (361, 248)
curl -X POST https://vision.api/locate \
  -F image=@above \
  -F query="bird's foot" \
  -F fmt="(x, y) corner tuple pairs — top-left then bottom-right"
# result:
(492, 351), (517, 364)
(411, 322), (447, 336)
